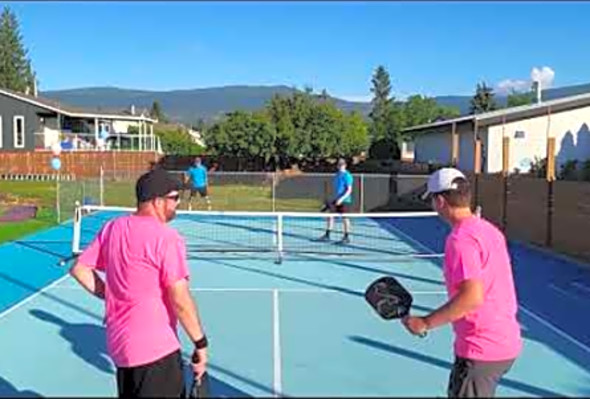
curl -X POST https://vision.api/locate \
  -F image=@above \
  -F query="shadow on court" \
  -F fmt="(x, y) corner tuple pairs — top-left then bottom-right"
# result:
(28, 310), (264, 397)
(182, 364), (254, 398)
(0, 376), (41, 398)
(29, 309), (114, 375)
(349, 335), (567, 397)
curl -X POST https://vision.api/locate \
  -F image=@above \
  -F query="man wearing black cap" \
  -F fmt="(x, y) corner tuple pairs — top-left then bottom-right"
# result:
(69, 168), (209, 398)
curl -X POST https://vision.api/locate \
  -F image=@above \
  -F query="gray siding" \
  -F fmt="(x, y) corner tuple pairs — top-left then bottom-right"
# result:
(0, 93), (52, 150)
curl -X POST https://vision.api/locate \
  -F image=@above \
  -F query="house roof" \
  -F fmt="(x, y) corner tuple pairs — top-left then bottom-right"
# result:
(0, 87), (157, 123)
(403, 91), (590, 134)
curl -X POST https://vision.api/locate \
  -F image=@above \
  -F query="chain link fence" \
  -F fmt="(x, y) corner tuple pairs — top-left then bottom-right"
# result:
(55, 168), (430, 218)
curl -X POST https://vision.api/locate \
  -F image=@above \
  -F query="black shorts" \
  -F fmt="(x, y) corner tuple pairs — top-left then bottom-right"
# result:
(190, 186), (208, 198)
(322, 200), (350, 214)
(116, 349), (185, 398)
(448, 356), (515, 398)
(334, 203), (349, 213)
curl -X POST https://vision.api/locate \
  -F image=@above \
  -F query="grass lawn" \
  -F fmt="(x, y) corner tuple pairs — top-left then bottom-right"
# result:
(0, 181), (58, 244)
(0, 179), (324, 244)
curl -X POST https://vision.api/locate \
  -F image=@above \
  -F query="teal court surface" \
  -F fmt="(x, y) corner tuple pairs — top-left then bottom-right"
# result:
(1, 209), (590, 397)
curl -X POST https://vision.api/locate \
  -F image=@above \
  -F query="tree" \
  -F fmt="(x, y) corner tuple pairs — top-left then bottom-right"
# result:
(469, 82), (497, 114)
(340, 111), (370, 157)
(0, 6), (35, 93)
(153, 124), (203, 155)
(506, 89), (534, 108)
(204, 90), (370, 168)
(150, 100), (166, 122)
(368, 65), (393, 142)
(403, 95), (460, 133)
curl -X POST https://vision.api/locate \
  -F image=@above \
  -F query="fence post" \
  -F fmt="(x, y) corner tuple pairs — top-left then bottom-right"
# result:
(501, 135), (510, 233)
(546, 136), (556, 247)
(272, 171), (276, 212)
(360, 173), (365, 213)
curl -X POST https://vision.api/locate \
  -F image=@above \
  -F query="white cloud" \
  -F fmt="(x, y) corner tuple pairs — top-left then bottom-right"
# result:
(496, 79), (531, 95)
(531, 66), (555, 89)
(495, 66), (556, 95)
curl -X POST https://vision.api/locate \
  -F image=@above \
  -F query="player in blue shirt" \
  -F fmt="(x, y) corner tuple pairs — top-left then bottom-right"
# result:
(185, 157), (212, 211)
(319, 158), (353, 244)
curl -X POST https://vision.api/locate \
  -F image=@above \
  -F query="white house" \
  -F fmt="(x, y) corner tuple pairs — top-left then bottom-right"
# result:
(404, 92), (590, 174)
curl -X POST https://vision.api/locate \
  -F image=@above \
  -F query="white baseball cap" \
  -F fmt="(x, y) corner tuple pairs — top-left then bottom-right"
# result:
(422, 167), (467, 200)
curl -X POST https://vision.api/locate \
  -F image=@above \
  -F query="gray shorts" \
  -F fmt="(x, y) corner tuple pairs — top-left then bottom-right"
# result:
(448, 356), (515, 398)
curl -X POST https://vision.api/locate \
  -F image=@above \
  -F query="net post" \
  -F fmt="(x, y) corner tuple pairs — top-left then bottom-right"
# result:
(72, 200), (82, 255)
(276, 213), (284, 264)
(56, 172), (61, 223)
(100, 165), (105, 206)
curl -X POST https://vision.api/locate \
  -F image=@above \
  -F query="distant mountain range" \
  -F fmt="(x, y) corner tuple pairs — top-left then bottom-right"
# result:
(40, 82), (590, 126)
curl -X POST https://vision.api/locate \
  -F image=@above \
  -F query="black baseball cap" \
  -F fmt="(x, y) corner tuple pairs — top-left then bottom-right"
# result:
(135, 168), (182, 203)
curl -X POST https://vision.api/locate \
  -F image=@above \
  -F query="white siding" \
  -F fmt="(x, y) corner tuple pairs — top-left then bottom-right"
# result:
(485, 105), (590, 173)
(458, 124), (476, 172)
(486, 125), (504, 173)
(414, 131), (451, 165)
(112, 120), (140, 134)
(414, 123), (478, 174)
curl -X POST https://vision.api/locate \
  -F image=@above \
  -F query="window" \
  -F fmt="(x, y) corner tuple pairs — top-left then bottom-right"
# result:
(13, 116), (25, 148)
(514, 130), (526, 139)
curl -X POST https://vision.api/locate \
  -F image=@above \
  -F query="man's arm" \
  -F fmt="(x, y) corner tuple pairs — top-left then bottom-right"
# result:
(336, 186), (352, 205)
(402, 279), (483, 335)
(167, 278), (206, 342)
(424, 279), (483, 329)
(167, 278), (208, 378)
(69, 262), (106, 300)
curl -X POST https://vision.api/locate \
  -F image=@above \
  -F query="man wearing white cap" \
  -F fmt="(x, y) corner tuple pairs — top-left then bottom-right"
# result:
(402, 167), (522, 398)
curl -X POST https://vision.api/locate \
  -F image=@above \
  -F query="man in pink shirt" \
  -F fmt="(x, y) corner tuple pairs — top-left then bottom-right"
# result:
(69, 168), (208, 398)
(402, 167), (522, 397)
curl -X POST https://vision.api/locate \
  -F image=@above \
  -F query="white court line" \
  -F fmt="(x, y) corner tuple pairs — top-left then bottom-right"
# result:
(52, 286), (447, 295)
(571, 281), (590, 294)
(383, 221), (438, 255)
(0, 274), (70, 320)
(272, 289), (282, 398)
(548, 283), (583, 302)
(519, 305), (590, 355)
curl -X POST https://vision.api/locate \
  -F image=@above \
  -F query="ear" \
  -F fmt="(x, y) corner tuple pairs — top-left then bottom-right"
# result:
(433, 194), (446, 209)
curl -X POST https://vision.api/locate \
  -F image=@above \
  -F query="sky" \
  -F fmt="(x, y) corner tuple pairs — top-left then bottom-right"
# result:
(6, 1), (590, 101)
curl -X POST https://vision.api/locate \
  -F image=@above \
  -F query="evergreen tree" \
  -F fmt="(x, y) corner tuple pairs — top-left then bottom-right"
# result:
(0, 6), (35, 93)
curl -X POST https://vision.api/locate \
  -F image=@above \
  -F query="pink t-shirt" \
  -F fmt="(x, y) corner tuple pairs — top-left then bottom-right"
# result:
(443, 216), (522, 361)
(78, 214), (190, 368)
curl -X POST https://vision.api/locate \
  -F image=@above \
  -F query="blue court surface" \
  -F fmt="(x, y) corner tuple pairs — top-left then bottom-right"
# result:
(1, 210), (590, 397)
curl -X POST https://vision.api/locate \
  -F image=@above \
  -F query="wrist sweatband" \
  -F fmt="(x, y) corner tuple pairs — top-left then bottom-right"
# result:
(194, 335), (208, 349)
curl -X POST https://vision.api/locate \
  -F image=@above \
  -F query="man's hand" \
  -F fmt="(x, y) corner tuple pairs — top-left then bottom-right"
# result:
(69, 262), (106, 300)
(191, 347), (208, 381)
(402, 316), (428, 336)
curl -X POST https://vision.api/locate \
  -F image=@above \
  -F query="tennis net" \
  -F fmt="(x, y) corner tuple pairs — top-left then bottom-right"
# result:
(70, 205), (445, 263)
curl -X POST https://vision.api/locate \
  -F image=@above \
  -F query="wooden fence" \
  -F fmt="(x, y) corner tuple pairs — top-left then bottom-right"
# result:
(468, 172), (590, 262)
(0, 151), (160, 179)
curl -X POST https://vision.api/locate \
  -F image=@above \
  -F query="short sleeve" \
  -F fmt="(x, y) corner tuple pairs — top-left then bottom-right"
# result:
(77, 223), (109, 271)
(160, 231), (190, 288)
(346, 172), (353, 188)
(445, 235), (483, 285)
